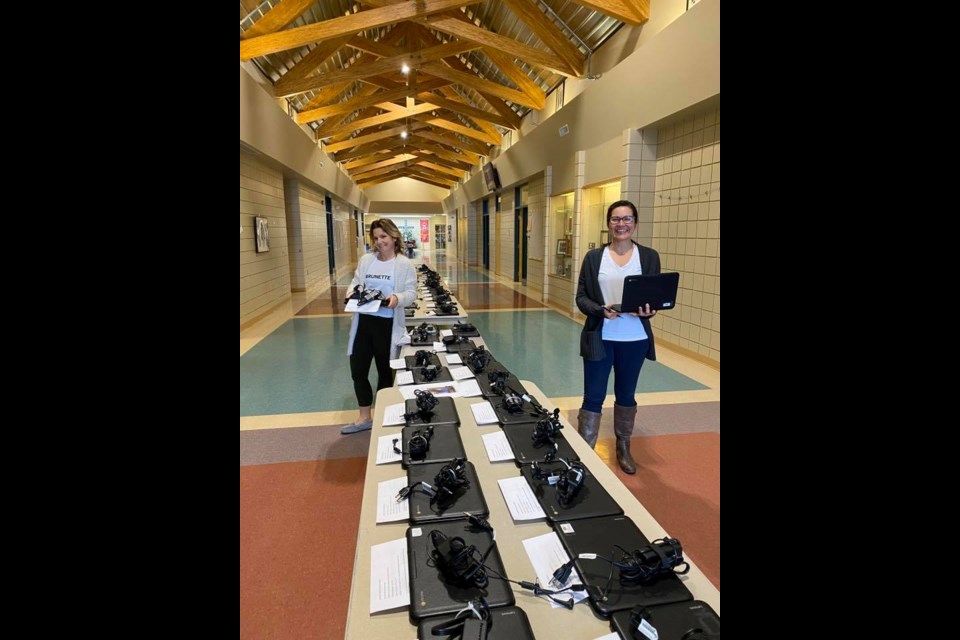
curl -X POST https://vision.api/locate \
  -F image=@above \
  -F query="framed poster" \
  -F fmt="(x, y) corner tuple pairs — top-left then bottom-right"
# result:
(255, 216), (270, 253)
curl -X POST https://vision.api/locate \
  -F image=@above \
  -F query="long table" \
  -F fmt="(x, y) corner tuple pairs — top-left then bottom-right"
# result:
(345, 382), (720, 639)
(406, 291), (468, 324)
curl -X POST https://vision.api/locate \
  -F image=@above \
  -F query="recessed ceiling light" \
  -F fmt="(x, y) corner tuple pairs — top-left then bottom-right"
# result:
(401, 63), (410, 74)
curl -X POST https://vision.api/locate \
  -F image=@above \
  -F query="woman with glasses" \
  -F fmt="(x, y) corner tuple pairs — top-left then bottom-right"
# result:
(575, 200), (660, 473)
(341, 218), (418, 434)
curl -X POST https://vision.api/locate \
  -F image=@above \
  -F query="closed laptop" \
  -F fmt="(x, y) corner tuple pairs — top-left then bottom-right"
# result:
(610, 272), (680, 313)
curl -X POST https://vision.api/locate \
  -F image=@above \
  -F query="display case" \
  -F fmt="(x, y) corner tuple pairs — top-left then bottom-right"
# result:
(552, 192), (574, 280)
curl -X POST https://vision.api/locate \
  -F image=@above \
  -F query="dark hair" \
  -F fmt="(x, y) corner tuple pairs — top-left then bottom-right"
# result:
(368, 218), (404, 253)
(606, 200), (638, 222)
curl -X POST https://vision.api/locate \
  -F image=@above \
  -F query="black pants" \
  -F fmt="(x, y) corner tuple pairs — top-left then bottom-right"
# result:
(350, 314), (395, 406)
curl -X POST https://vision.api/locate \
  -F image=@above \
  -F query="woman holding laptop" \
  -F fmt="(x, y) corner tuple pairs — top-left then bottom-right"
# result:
(574, 201), (660, 474)
(340, 219), (418, 434)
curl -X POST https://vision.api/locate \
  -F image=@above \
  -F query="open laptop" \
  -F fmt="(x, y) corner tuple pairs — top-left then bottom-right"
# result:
(609, 272), (680, 313)
(553, 515), (693, 617)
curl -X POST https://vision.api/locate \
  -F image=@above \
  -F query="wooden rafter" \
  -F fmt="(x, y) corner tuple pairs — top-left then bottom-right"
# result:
(420, 62), (544, 110)
(423, 14), (577, 78)
(240, 0), (317, 40)
(499, 0), (587, 77)
(240, 0), (477, 60)
(567, 0), (649, 26)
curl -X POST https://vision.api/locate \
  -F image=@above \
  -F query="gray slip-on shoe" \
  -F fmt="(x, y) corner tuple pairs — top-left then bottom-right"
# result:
(340, 418), (373, 434)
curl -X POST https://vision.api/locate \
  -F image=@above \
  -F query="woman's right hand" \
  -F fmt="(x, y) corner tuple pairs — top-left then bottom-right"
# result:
(602, 306), (620, 320)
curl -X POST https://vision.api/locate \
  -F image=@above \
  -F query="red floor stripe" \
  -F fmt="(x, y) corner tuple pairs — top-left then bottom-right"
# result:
(241, 458), (366, 640)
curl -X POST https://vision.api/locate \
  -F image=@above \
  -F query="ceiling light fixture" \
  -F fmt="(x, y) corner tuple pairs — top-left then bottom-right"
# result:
(401, 63), (410, 74)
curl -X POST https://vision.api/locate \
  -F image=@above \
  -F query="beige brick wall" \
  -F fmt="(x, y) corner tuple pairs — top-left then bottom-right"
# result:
(240, 153), (290, 325)
(651, 105), (720, 363)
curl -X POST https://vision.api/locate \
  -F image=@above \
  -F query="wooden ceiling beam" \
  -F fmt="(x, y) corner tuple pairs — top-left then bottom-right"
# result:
(416, 90), (513, 129)
(499, 0), (587, 77)
(240, 0), (478, 60)
(241, 0), (317, 40)
(413, 24), (524, 130)
(567, 0), (649, 26)
(405, 168), (456, 186)
(273, 36), (355, 97)
(326, 124), (411, 153)
(275, 39), (481, 96)
(411, 114), (500, 145)
(298, 83), (428, 124)
(420, 62), (543, 110)
(423, 14), (576, 77)
(415, 160), (464, 178)
(412, 128), (489, 155)
(300, 81), (354, 111)
(411, 140), (480, 165)
(352, 157), (420, 180)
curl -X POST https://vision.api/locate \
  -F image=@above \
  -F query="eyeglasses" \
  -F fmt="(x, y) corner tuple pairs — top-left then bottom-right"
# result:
(609, 216), (635, 224)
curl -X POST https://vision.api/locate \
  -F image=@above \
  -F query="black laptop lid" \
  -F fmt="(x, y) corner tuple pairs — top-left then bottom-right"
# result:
(417, 606), (534, 640)
(407, 460), (489, 523)
(610, 600), (720, 639)
(501, 423), (579, 467)
(407, 520), (515, 622)
(399, 424), (466, 467)
(554, 515), (693, 616)
(519, 463), (623, 522)
(405, 396), (460, 428)
(611, 272), (680, 313)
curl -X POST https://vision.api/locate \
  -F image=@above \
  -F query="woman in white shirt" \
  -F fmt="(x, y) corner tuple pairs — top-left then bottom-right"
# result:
(341, 219), (418, 434)
(574, 201), (660, 472)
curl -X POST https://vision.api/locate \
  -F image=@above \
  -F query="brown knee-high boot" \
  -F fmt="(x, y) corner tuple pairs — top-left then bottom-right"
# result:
(613, 403), (638, 474)
(577, 409), (602, 449)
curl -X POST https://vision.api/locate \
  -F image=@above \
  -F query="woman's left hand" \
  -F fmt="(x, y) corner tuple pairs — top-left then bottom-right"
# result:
(385, 294), (399, 309)
(632, 303), (657, 318)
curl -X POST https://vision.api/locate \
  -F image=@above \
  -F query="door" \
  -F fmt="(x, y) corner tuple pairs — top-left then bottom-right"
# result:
(325, 195), (335, 274)
(482, 199), (490, 270)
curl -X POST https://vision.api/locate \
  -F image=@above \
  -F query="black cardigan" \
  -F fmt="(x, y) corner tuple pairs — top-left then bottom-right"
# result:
(575, 242), (661, 361)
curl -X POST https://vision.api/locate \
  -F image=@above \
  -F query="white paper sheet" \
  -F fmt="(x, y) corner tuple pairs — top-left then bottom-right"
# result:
(390, 358), (407, 370)
(443, 353), (462, 365)
(470, 401), (499, 424)
(497, 476), (546, 521)
(369, 537), (410, 613)
(456, 378), (482, 397)
(376, 476), (410, 523)
(482, 431), (515, 462)
(398, 382), (460, 399)
(521, 532), (589, 608)
(425, 302), (435, 308)
(382, 402), (406, 426)
(448, 365), (474, 381)
(592, 634), (620, 640)
(345, 299), (382, 313)
(376, 434), (403, 464)
(395, 371), (415, 386)
(432, 341), (446, 352)
(440, 329), (453, 337)
(399, 333), (412, 345)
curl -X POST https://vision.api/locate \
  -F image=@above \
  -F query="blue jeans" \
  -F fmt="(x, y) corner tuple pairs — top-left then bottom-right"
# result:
(582, 339), (650, 413)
